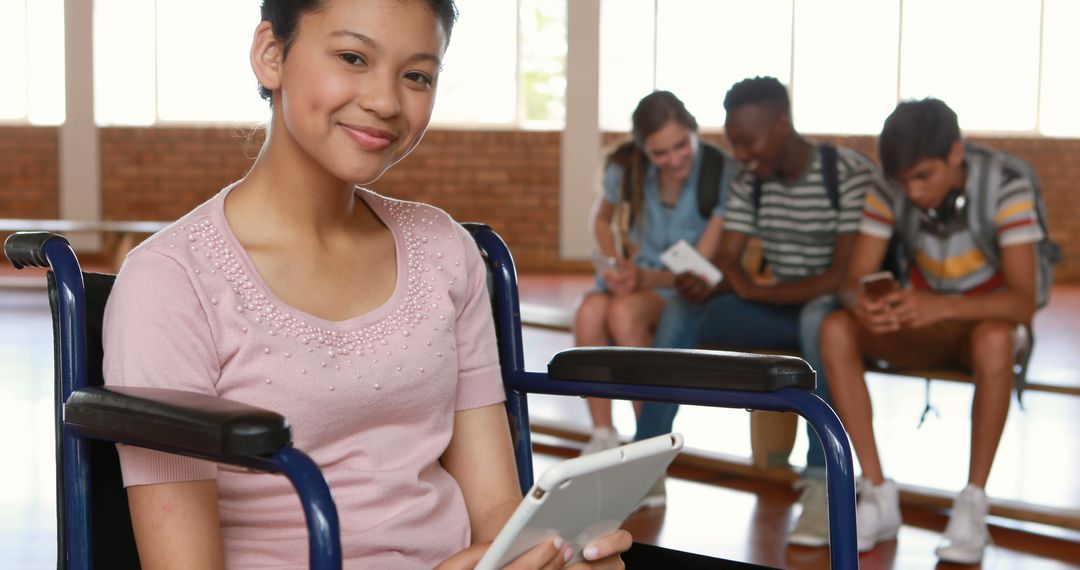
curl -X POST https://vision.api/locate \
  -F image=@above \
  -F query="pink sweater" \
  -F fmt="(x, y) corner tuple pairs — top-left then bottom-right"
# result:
(103, 185), (506, 568)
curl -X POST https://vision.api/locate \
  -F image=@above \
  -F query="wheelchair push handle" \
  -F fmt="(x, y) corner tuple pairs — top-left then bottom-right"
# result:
(4, 230), (69, 270)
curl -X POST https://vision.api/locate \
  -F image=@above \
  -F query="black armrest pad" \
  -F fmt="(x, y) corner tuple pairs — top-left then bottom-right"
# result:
(4, 231), (67, 269)
(548, 347), (815, 392)
(65, 386), (291, 464)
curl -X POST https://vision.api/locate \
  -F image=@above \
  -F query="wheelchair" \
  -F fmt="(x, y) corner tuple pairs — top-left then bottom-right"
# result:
(5, 226), (857, 569)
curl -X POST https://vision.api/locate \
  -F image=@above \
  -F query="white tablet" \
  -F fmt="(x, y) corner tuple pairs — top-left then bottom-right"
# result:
(475, 433), (684, 570)
(660, 240), (723, 287)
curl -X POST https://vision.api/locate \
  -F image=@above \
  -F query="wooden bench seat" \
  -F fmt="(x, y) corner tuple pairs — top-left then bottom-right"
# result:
(519, 295), (1079, 469)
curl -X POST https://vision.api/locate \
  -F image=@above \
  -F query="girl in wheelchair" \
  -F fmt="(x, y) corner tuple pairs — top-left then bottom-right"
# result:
(102, 0), (630, 567)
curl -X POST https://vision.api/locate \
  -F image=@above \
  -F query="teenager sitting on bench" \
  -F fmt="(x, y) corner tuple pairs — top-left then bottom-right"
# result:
(635, 77), (880, 543)
(820, 98), (1043, 564)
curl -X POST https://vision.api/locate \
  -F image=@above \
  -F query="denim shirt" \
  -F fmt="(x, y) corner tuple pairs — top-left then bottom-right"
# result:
(600, 143), (736, 271)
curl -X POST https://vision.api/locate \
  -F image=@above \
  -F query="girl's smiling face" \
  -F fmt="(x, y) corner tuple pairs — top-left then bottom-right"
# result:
(253, 0), (447, 185)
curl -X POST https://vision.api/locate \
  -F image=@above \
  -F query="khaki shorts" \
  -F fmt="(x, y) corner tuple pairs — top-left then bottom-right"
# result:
(861, 320), (979, 371)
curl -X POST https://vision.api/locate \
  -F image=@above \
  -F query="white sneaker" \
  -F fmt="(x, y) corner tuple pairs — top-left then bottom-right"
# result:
(856, 479), (902, 552)
(581, 427), (620, 456)
(935, 484), (991, 564)
(788, 478), (829, 547)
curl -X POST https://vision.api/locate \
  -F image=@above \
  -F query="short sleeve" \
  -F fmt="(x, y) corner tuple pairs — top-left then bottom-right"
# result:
(600, 163), (624, 206)
(836, 150), (877, 234)
(451, 225), (505, 411)
(859, 181), (899, 240)
(103, 249), (221, 486)
(993, 175), (1045, 247)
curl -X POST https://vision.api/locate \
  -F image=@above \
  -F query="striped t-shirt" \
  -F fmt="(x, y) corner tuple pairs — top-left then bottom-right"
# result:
(860, 143), (1044, 295)
(724, 144), (878, 282)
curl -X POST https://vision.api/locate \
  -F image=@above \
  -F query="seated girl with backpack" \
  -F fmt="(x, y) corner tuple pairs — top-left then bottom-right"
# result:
(574, 92), (735, 502)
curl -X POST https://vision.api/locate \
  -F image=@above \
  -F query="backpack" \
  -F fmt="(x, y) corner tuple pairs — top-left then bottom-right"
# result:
(891, 142), (1060, 308)
(616, 142), (730, 259)
(694, 142), (731, 219)
(620, 141), (730, 223)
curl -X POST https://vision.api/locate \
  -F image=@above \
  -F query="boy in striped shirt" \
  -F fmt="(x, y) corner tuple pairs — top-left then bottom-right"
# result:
(820, 98), (1041, 563)
(634, 76), (879, 545)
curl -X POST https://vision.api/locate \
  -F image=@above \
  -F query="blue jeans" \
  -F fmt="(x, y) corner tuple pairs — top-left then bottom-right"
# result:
(634, 293), (840, 475)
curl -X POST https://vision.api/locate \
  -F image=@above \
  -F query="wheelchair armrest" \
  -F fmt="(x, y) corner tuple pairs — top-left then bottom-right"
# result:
(4, 231), (68, 269)
(65, 386), (292, 467)
(547, 347), (815, 392)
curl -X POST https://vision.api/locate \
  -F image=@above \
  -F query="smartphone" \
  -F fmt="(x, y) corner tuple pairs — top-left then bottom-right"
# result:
(859, 271), (898, 300)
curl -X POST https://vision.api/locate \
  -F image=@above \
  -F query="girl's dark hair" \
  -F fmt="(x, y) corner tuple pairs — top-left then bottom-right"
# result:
(257, 0), (459, 102)
(607, 91), (698, 252)
(878, 98), (960, 179)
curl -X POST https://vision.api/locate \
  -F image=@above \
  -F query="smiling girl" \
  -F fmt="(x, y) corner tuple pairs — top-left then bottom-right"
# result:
(102, 1), (630, 567)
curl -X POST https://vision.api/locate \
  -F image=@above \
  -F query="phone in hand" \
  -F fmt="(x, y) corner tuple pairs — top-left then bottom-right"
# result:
(659, 240), (723, 287)
(590, 250), (618, 276)
(859, 271), (898, 301)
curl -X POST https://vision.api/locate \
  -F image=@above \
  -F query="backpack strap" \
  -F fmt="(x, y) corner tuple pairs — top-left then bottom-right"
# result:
(962, 143), (1004, 270)
(696, 142), (727, 219)
(819, 143), (841, 210)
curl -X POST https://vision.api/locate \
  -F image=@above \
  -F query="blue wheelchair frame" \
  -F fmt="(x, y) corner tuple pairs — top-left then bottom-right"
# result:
(9, 233), (341, 569)
(6, 227), (857, 569)
(469, 225), (858, 569)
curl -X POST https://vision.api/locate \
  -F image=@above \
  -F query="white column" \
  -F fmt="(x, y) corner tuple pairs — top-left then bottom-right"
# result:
(559, 0), (602, 260)
(59, 0), (100, 250)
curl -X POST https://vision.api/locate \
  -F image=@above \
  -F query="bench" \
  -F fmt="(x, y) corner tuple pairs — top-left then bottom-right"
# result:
(0, 218), (169, 274)
(517, 290), (1080, 468)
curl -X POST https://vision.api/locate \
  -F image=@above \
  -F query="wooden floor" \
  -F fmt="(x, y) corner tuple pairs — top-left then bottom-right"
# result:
(1, 273), (1078, 568)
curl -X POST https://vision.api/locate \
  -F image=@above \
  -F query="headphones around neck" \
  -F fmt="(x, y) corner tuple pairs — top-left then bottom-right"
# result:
(924, 187), (967, 231)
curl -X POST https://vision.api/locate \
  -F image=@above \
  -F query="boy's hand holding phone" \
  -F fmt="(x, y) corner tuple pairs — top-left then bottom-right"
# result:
(856, 271), (901, 333)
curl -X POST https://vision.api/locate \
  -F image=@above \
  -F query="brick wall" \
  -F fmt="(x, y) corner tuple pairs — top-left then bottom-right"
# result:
(100, 127), (264, 221)
(1, 126), (1077, 280)
(0, 127), (59, 218)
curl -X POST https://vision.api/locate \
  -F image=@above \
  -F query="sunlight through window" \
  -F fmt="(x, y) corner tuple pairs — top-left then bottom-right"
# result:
(900, 0), (1041, 132)
(0, 0), (64, 125)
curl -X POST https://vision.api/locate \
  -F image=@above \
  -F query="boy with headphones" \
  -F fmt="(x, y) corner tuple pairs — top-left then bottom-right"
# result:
(818, 98), (1043, 563)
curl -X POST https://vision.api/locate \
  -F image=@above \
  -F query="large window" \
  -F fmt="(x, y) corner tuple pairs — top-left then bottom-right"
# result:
(792, 0), (899, 135)
(0, 0), (65, 125)
(1039, 0), (1080, 137)
(599, 0), (1080, 137)
(5, 1), (1078, 136)
(91, 0), (565, 128)
(425, 0), (569, 127)
(94, 0), (266, 126)
(899, 0), (1041, 132)
(656, 0), (792, 129)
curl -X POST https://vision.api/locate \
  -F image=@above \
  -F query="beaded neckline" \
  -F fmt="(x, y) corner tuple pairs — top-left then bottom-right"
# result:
(179, 191), (447, 359)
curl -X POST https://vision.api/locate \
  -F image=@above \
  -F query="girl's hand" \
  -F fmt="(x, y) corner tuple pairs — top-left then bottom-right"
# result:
(606, 259), (641, 295)
(567, 529), (632, 569)
(435, 537), (571, 570)
(434, 529), (632, 570)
